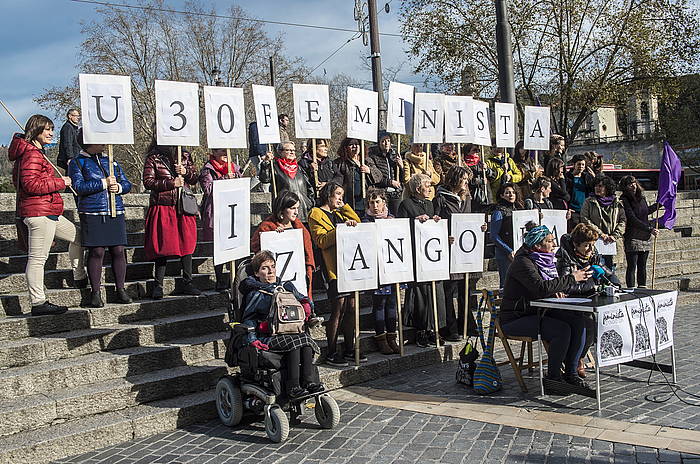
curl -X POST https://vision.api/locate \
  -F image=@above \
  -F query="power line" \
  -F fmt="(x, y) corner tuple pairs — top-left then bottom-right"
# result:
(69, 0), (406, 38)
(307, 34), (363, 77)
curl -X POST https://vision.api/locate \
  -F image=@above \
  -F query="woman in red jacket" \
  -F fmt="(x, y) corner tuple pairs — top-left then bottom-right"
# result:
(142, 141), (200, 299)
(9, 114), (87, 316)
(251, 190), (315, 297)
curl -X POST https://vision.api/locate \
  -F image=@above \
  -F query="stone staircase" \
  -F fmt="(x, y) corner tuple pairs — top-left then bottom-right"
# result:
(0, 190), (697, 463)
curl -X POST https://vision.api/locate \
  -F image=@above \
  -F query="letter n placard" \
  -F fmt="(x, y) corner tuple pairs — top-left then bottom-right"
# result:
(336, 223), (378, 293)
(213, 178), (251, 265)
(376, 218), (414, 285)
(292, 83), (331, 139)
(415, 219), (449, 282)
(79, 73), (134, 144)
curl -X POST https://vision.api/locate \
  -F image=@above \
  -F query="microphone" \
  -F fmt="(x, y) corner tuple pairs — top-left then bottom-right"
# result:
(590, 264), (621, 289)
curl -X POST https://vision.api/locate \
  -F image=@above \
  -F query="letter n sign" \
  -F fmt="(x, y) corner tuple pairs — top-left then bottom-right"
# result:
(213, 178), (251, 265)
(79, 73), (134, 144)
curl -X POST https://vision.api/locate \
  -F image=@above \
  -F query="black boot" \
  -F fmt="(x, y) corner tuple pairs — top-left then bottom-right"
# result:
(116, 288), (132, 304)
(90, 291), (104, 308)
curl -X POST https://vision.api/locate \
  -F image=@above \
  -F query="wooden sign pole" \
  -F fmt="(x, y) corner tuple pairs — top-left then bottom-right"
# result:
(457, 143), (462, 167)
(395, 282), (404, 356)
(431, 280), (441, 347)
(268, 143), (276, 201)
(425, 143), (430, 174)
(462, 274), (470, 338)
(354, 290), (361, 366)
(311, 138), (319, 189)
(176, 145), (183, 211)
(107, 144), (116, 218)
(360, 140), (366, 198)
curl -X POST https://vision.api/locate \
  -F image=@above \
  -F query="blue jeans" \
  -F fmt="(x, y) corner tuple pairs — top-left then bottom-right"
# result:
(494, 247), (512, 289)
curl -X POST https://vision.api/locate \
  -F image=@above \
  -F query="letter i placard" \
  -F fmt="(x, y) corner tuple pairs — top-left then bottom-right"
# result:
(79, 74), (134, 145)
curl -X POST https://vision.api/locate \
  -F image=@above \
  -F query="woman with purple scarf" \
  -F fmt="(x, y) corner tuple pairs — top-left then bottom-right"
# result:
(580, 176), (626, 270)
(500, 225), (593, 393)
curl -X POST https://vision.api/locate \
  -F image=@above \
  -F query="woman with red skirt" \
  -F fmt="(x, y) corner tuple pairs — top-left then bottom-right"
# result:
(143, 142), (200, 299)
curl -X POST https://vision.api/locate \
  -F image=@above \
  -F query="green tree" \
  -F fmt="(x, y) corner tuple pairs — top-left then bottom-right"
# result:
(400, 0), (700, 145)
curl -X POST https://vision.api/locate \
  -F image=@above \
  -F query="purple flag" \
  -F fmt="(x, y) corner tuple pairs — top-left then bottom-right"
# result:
(656, 142), (682, 229)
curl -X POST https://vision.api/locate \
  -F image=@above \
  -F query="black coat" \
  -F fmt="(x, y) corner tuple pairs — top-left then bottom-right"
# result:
(259, 159), (315, 222)
(555, 234), (618, 295)
(500, 247), (577, 324)
(331, 157), (381, 213)
(365, 145), (403, 199)
(621, 194), (659, 242)
(549, 177), (570, 210)
(565, 171), (595, 204)
(57, 121), (80, 170)
(433, 186), (471, 218)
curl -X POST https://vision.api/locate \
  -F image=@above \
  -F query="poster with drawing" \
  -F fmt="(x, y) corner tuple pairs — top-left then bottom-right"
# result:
(652, 291), (677, 352)
(628, 297), (657, 359)
(597, 302), (634, 367)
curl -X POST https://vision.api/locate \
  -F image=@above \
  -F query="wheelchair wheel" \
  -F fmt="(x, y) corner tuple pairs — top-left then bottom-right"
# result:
(216, 377), (243, 427)
(265, 406), (289, 443)
(314, 394), (341, 429)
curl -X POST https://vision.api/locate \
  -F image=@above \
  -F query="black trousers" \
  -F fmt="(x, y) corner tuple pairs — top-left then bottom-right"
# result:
(285, 346), (315, 390)
(625, 250), (649, 287)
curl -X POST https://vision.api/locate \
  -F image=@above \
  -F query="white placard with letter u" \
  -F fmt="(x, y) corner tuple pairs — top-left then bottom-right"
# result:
(155, 79), (200, 146)
(251, 84), (281, 145)
(213, 177), (251, 265)
(523, 106), (551, 151)
(260, 228), (307, 296)
(293, 83), (331, 139)
(346, 87), (378, 142)
(386, 81), (414, 135)
(336, 223), (378, 292)
(376, 218), (415, 285)
(415, 219), (450, 282)
(203, 86), (247, 149)
(79, 73), (134, 145)
(450, 213), (485, 273)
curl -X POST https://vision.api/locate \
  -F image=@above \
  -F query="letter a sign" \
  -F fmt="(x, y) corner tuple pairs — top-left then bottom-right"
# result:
(346, 87), (378, 142)
(336, 223), (378, 292)
(213, 177), (251, 265)
(524, 106), (551, 151)
(79, 74), (134, 144)
(293, 83), (331, 139)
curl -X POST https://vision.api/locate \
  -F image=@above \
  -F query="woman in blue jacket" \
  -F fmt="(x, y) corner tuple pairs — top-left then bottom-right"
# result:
(69, 131), (132, 307)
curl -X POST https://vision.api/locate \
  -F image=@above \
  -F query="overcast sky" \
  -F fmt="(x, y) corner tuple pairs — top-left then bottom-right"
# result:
(0, 0), (419, 142)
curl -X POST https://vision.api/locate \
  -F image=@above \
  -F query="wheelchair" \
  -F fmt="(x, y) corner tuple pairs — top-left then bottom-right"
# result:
(215, 257), (341, 443)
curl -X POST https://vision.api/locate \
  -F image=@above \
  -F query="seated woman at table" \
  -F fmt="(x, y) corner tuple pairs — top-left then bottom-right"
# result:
(500, 225), (593, 391)
(556, 222), (620, 377)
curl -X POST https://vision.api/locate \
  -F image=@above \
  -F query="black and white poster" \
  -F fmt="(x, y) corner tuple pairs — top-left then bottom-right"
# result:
(652, 291), (677, 352)
(597, 302), (633, 367)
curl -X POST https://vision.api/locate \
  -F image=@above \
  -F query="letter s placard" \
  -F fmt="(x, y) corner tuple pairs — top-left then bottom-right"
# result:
(203, 86), (247, 149)
(155, 79), (200, 146)
(79, 73), (134, 144)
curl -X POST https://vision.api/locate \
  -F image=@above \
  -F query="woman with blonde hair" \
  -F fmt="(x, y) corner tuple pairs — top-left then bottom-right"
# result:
(402, 143), (440, 200)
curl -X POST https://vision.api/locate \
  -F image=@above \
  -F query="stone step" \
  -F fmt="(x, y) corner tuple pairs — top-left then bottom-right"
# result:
(0, 340), (463, 464)
(0, 290), (227, 341)
(0, 362), (226, 438)
(0, 331), (228, 400)
(0, 272), (216, 316)
(0, 309), (228, 369)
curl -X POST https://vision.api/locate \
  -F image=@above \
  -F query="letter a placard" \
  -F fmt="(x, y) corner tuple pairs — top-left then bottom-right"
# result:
(260, 228), (307, 296)
(251, 84), (281, 145)
(213, 178), (251, 265)
(155, 79), (200, 146)
(292, 83), (331, 139)
(524, 106), (551, 151)
(346, 87), (378, 142)
(450, 213), (485, 273)
(203, 86), (247, 149)
(376, 218), (414, 285)
(386, 81), (414, 135)
(415, 220), (450, 282)
(412, 93), (445, 144)
(79, 74), (134, 144)
(336, 223), (378, 293)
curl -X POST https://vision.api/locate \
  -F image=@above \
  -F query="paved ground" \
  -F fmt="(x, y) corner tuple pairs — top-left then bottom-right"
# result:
(55, 304), (700, 463)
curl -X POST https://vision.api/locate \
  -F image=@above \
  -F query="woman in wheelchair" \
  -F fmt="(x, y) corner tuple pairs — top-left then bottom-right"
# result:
(240, 250), (324, 399)
(500, 225), (593, 391)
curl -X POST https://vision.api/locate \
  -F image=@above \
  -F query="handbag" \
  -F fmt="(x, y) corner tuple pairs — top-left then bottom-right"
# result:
(161, 155), (199, 216)
(455, 339), (479, 386)
(472, 290), (502, 395)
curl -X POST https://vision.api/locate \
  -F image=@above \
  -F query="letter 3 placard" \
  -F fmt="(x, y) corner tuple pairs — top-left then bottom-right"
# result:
(79, 73), (134, 145)
(213, 178), (251, 265)
(155, 79), (200, 146)
(415, 219), (450, 282)
(336, 223), (378, 292)
(203, 86), (247, 149)
(260, 228), (307, 296)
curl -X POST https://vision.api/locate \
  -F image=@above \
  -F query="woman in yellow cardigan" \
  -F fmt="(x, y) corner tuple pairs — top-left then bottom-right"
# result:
(403, 143), (440, 200)
(308, 181), (362, 367)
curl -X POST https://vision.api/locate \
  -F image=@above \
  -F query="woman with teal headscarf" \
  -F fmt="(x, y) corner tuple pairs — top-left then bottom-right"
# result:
(500, 224), (593, 392)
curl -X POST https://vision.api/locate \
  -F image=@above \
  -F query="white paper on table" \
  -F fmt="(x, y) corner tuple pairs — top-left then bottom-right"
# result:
(597, 301), (634, 367)
(652, 291), (676, 352)
(540, 297), (591, 304)
(260, 229), (307, 296)
(595, 238), (617, 256)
